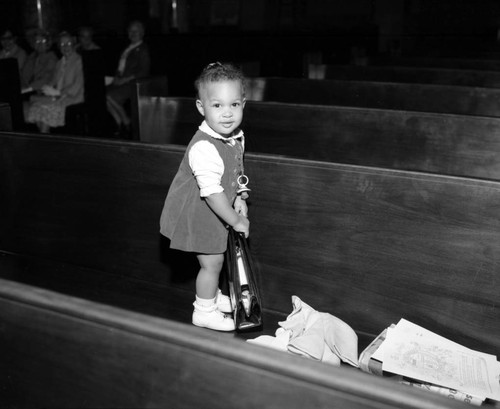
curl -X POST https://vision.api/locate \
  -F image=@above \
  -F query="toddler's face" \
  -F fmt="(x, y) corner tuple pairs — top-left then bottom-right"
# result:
(196, 80), (245, 136)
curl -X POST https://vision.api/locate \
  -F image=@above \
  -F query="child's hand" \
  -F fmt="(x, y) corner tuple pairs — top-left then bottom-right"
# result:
(232, 215), (249, 238)
(233, 196), (248, 217)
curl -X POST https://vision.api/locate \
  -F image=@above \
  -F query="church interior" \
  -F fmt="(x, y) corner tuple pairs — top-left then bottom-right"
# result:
(1, 1), (500, 408)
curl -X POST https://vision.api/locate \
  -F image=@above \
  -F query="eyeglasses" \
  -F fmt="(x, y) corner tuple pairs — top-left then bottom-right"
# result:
(35, 39), (48, 44)
(59, 42), (73, 47)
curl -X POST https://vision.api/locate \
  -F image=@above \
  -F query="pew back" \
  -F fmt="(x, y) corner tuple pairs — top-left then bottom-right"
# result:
(1, 132), (499, 358)
(0, 59), (23, 130)
(255, 77), (500, 117)
(130, 75), (169, 140)
(374, 56), (500, 71)
(315, 64), (500, 88)
(1, 278), (463, 409)
(0, 102), (12, 131)
(139, 97), (500, 181)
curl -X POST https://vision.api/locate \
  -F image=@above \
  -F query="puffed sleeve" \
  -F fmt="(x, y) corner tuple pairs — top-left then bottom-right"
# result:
(189, 140), (225, 197)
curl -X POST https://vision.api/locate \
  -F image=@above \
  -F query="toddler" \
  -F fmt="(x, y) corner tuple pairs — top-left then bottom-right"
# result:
(159, 62), (250, 331)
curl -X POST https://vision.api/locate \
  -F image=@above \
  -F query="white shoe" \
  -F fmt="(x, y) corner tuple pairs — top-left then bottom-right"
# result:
(192, 302), (235, 332)
(216, 289), (234, 313)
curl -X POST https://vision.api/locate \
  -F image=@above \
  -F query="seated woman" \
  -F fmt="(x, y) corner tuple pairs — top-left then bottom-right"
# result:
(106, 20), (150, 137)
(0, 29), (27, 73)
(26, 31), (84, 133)
(21, 30), (58, 94)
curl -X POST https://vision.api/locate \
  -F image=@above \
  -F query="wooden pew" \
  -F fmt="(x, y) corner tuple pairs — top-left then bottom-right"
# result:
(373, 56), (500, 71)
(313, 64), (500, 88)
(1, 133), (499, 406)
(0, 102), (12, 131)
(138, 97), (500, 181)
(0, 59), (23, 130)
(251, 77), (500, 118)
(130, 75), (169, 140)
(64, 49), (108, 137)
(1, 278), (461, 409)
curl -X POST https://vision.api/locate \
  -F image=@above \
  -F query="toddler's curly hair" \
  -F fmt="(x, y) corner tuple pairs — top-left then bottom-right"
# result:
(194, 62), (246, 98)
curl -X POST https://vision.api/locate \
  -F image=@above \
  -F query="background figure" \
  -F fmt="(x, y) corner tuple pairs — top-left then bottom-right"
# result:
(21, 29), (58, 93)
(76, 26), (100, 52)
(26, 31), (84, 133)
(0, 29), (27, 73)
(106, 20), (150, 137)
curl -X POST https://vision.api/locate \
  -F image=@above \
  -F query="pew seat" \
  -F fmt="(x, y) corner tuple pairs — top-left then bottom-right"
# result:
(0, 250), (285, 343)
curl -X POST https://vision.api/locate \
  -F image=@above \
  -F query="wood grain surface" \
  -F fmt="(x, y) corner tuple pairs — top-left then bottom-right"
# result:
(260, 77), (500, 117)
(0, 278), (473, 408)
(318, 64), (500, 88)
(1, 133), (498, 357)
(137, 97), (500, 181)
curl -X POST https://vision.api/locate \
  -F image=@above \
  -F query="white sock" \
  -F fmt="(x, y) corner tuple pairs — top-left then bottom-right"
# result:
(195, 295), (216, 307)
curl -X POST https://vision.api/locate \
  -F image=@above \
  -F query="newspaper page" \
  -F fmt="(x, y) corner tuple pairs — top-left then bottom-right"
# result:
(380, 319), (500, 401)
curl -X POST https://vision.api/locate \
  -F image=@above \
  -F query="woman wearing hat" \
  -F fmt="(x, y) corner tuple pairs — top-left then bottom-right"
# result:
(26, 31), (84, 133)
(21, 30), (58, 94)
(0, 29), (27, 72)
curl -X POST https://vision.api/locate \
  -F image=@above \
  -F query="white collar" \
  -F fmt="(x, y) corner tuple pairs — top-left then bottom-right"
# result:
(199, 120), (244, 144)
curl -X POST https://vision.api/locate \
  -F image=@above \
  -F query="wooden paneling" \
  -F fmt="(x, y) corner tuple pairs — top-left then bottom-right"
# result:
(130, 75), (169, 140)
(0, 278), (464, 408)
(137, 97), (500, 181)
(0, 59), (22, 130)
(1, 133), (499, 358)
(318, 64), (500, 88)
(259, 77), (500, 117)
(0, 102), (12, 131)
(374, 57), (500, 71)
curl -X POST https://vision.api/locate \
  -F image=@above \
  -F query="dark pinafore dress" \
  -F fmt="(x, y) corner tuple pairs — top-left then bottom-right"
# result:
(159, 129), (245, 254)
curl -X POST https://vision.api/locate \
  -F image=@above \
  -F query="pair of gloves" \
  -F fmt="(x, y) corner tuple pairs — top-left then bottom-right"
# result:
(41, 85), (62, 98)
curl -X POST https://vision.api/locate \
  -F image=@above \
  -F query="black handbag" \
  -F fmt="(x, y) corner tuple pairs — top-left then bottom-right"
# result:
(225, 228), (263, 331)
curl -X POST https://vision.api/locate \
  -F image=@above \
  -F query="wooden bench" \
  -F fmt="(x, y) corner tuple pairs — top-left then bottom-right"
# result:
(249, 77), (500, 117)
(373, 56), (500, 71)
(0, 102), (12, 131)
(2, 278), (465, 409)
(1, 132), (499, 406)
(312, 64), (500, 88)
(129, 75), (169, 140)
(138, 97), (500, 181)
(0, 59), (23, 130)
(64, 49), (108, 137)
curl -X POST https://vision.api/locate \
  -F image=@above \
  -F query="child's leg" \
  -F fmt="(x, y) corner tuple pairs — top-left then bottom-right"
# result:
(192, 253), (235, 331)
(196, 253), (224, 299)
